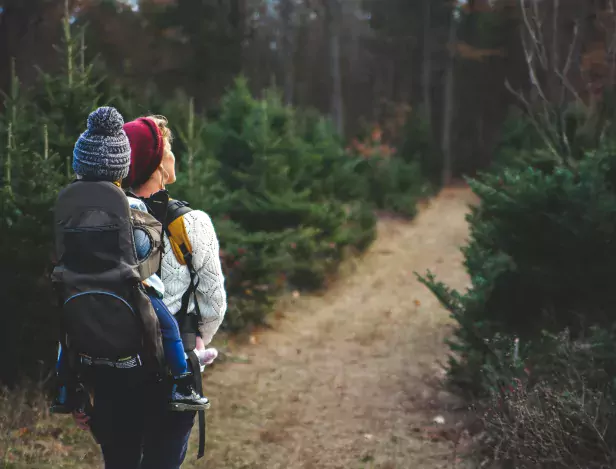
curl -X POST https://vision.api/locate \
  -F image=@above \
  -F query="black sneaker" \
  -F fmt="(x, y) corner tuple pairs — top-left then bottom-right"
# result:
(169, 375), (210, 411)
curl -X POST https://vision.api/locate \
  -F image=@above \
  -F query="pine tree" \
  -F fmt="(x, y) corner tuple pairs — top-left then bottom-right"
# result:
(419, 149), (616, 397)
(0, 62), (66, 384)
(33, 1), (102, 178)
(170, 78), (377, 329)
(0, 3), (106, 384)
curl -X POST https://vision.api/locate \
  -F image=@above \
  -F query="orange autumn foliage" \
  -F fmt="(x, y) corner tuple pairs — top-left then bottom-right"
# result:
(346, 125), (397, 160)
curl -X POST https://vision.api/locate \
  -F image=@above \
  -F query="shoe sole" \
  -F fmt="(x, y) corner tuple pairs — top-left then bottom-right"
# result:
(169, 402), (211, 411)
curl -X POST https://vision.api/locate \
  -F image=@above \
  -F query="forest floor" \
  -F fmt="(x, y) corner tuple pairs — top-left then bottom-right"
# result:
(3, 187), (477, 469)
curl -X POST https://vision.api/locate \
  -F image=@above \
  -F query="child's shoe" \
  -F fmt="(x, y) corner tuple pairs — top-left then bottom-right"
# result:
(168, 374), (210, 411)
(50, 383), (90, 414)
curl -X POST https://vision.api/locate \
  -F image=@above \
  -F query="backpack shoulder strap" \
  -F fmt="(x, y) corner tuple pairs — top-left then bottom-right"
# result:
(165, 200), (207, 460)
(165, 199), (194, 266)
(164, 199), (202, 347)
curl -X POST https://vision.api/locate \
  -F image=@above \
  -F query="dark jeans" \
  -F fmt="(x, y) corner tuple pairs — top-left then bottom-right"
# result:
(90, 369), (195, 469)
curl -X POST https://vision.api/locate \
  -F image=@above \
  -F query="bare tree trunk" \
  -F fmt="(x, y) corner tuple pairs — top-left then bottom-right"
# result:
(280, 0), (295, 106)
(228, 0), (245, 79)
(422, 0), (433, 123)
(325, 0), (344, 135)
(508, 0), (613, 161)
(0, 0), (46, 97)
(387, 58), (396, 102)
(550, 0), (560, 103)
(347, 1), (361, 79)
(441, 8), (458, 187)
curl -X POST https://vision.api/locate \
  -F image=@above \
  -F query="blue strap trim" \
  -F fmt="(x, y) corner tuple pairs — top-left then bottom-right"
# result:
(64, 291), (135, 314)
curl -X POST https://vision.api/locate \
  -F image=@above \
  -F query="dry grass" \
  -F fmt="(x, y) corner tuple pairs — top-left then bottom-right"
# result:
(4, 187), (477, 468)
(0, 382), (99, 467)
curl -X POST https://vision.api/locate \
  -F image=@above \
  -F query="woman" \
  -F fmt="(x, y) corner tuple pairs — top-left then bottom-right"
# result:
(75, 115), (227, 469)
(123, 115), (226, 344)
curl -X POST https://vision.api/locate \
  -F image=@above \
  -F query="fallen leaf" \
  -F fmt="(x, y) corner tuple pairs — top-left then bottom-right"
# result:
(14, 427), (29, 438)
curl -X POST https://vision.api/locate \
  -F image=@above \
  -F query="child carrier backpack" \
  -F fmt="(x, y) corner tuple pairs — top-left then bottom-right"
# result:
(51, 180), (165, 383)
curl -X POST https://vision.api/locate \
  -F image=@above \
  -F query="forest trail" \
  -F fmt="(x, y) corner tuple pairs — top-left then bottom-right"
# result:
(4, 187), (475, 468)
(193, 187), (477, 469)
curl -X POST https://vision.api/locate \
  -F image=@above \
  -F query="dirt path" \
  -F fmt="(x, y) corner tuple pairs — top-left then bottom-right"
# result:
(190, 188), (476, 469)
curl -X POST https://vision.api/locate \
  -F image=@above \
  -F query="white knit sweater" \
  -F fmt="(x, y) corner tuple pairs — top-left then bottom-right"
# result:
(159, 210), (227, 345)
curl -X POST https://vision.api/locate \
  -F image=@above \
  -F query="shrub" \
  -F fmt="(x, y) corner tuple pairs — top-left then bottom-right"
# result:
(397, 111), (441, 186)
(490, 109), (549, 172)
(347, 125), (431, 217)
(491, 103), (616, 175)
(173, 78), (379, 329)
(215, 220), (293, 332)
(419, 148), (616, 398)
(295, 108), (366, 202)
(418, 113), (616, 466)
(477, 329), (616, 469)
(0, 42), (85, 384)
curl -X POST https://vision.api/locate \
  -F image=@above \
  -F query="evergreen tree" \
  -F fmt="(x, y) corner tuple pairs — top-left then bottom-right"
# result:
(419, 149), (616, 397)
(0, 7), (108, 384)
(142, 0), (245, 105)
(170, 78), (377, 329)
(0, 61), (67, 384)
(33, 8), (102, 177)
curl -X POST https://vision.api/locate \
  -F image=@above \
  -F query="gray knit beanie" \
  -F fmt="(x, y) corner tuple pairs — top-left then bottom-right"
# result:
(72, 106), (131, 182)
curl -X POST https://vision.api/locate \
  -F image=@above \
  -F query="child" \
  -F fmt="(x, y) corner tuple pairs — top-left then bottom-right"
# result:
(52, 106), (211, 413)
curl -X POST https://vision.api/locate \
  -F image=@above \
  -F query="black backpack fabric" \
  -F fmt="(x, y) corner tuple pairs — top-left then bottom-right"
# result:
(51, 181), (164, 373)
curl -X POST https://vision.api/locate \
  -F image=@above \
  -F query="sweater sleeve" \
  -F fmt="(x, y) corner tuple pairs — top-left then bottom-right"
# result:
(184, 210), (227, 345)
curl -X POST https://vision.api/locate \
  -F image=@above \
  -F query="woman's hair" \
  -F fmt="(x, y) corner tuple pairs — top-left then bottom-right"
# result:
(146, 115), (173, 146)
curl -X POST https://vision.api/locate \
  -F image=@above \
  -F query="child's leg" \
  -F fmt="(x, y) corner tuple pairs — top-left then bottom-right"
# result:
(149, 293), (209, 411)
(148, 294), (189, 377)
(56, 342), (68, 377)
(51, 343), (70, 413)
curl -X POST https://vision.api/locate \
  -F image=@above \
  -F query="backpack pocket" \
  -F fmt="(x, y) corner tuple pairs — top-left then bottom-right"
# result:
(131, 209), (163, 280)
(63, 290), (142, 359)
(132, 286), (165, 371)
(63, 225), (121, 274)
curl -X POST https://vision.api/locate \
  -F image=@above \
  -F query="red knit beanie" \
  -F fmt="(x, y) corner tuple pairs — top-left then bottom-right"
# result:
(123, 117), (164, 189)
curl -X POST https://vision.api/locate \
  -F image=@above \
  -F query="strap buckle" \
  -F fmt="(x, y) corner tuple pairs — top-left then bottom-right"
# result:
(78, 353), (143, 369)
